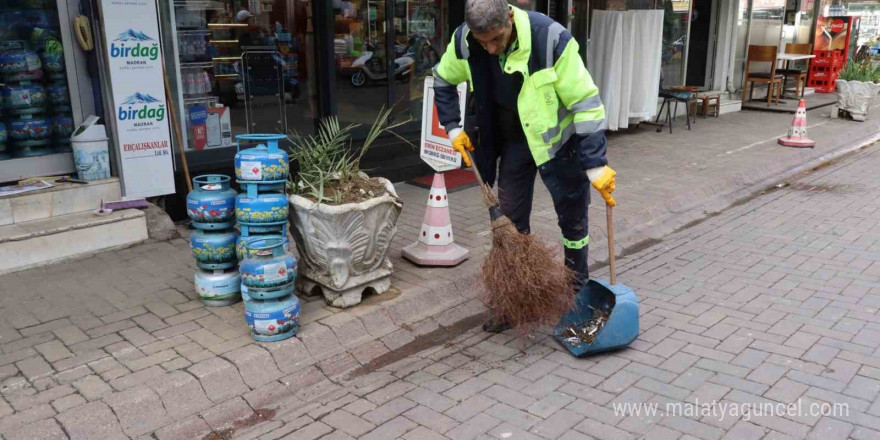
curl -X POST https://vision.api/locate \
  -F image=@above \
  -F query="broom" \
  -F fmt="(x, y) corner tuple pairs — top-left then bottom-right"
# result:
(463, 150), (576, 333)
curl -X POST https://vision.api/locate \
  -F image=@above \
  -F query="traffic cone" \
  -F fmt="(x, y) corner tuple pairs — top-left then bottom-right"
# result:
(402, 173), (469, 266)
(778, 99), (815, 148)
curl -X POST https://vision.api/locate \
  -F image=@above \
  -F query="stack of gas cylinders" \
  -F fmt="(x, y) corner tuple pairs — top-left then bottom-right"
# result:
(185, 133), (300, 342)
(187, 174), (241, 307)
(233, 134), (299, 342)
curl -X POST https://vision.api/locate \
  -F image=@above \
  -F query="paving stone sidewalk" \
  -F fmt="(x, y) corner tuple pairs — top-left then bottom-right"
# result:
(234, 127), (880, 439)
(0, 108), (877, 439)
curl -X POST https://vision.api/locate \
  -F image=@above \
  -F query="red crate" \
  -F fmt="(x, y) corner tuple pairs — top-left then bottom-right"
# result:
(809, 64), (842, 77)
(807, 74), (838, 93)
(812, 50), (844, 67)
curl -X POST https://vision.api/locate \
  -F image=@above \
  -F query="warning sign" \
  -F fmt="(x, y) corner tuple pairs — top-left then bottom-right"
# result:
(420, 76), (468, 172)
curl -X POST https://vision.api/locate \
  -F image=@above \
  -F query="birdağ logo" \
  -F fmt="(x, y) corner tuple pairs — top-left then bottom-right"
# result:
(110, 29), (159, 63)
(118, 92), (165, 124)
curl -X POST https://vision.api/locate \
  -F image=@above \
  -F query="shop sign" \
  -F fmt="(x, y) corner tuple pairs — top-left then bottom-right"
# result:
(99, 0), (175, 198)
(419, 76), (467, 173)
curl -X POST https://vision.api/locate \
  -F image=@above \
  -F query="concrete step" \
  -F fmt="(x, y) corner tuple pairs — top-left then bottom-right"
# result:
(719, 96), (741, 115)
(0, 208), (148, 274)
(0, 177), (121, 226)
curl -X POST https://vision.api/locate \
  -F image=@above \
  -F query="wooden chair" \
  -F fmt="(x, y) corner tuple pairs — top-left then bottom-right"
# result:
(743, 45), (784, 106)
(778, 43), (812, 98)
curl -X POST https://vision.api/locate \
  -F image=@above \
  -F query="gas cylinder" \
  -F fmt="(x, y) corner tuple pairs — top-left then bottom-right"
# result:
(236, 233), (290, 261)
(194, 269), (241, 306)
(190, 229), (238, 270)
(186, 175), (237, 230)
(235, 191), (287, 233)
(242, 287), (300, 342)
(234, 134), (289, 191)
(239, 236), (296, 300)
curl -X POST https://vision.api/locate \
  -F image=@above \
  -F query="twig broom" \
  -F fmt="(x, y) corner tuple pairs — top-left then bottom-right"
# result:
(464, 151), (576, 333)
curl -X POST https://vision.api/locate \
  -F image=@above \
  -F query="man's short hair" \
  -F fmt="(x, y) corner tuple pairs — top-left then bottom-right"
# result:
(465, 0), (510, 34)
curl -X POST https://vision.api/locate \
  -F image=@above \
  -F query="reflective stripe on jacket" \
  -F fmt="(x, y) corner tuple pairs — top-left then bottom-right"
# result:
(432, 6), (607, 172)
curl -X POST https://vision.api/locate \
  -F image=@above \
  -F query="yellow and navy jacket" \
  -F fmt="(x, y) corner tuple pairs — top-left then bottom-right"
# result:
(432, 6), (607, 186)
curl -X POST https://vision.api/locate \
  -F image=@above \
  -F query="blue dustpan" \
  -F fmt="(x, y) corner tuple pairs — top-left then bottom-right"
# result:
(554, 205), (639, 357)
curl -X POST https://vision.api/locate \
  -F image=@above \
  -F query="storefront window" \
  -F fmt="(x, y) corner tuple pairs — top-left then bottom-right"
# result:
(398, 0), (445, 122)
(169, 0), (316, 151)
(733, 0), (752, 90)
(819, 0), (880, 47)
(0, 2), (74, 162)
(332, 0), (394, 127)
(749, 0), (787, 46)
(783, 0), (816, 45)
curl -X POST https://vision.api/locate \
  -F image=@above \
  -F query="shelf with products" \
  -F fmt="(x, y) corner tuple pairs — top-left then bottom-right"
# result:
(181, 62), (214, 69)
(184, 96), (220, 104)
(207, 23), (249, 28)
(173, 0), (226, 10)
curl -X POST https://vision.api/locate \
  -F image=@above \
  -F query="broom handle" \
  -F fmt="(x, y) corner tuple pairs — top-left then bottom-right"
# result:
(163, 67), (193, 193)
(607, 204), (616, 285)
(463, 149), (486, 188)
(462, 149), (506, 222)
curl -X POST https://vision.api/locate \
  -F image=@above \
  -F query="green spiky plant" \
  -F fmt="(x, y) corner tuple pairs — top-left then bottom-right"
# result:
(838, 58), (880, 83)
(287, 106), (412, 205)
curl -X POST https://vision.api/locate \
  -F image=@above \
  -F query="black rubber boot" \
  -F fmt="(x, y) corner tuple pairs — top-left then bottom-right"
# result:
(482, 318), (512, 333)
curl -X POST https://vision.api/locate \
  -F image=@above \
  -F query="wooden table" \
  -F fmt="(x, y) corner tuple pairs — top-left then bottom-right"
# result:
(777, 53), (816, 63)
(776, 53), (816, 100)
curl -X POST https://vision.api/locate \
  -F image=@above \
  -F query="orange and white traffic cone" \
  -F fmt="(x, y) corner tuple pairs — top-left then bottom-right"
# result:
(778, 99), (815, 148)
(402, 173), (469, 266)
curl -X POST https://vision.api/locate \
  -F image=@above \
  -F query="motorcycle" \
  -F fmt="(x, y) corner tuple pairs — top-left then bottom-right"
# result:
(350, 41), (414, 88)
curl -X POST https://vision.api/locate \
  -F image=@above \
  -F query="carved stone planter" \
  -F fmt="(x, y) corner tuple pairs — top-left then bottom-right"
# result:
(288, 178), (402, 308)
(836, 79), (880, 121)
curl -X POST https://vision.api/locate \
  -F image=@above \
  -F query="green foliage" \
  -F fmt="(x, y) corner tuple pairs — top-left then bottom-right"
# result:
(838, 58), (880, 83)
(286, 107), (411, 204)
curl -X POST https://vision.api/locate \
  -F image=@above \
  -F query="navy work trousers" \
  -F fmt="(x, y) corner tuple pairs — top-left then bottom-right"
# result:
(496, 136), (591, 287)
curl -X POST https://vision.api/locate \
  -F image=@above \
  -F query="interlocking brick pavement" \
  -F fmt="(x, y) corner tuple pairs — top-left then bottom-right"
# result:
(0, 109), (878, 439)
(201, 140), (880, 438)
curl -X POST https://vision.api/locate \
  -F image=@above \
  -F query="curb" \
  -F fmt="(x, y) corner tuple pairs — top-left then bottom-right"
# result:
(588, 128), (880, 266)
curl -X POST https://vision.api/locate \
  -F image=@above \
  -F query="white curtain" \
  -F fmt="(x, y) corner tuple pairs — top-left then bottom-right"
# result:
(587, 10), (664, 130)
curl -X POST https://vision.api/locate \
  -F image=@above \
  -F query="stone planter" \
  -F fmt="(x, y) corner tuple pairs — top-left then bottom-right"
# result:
(288, 177), (402, 308)
(836, 79), (880, 121)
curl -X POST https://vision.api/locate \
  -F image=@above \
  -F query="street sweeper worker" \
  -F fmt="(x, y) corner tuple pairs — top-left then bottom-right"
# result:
(432, 0), (616, 332)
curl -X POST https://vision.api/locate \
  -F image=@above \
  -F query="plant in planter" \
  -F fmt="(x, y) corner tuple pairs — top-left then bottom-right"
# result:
(287, 107), (410, 308)
(836, 58), (880, 121)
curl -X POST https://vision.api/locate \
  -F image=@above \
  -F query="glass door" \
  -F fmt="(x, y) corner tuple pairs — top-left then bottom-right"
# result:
(662, 0), (694, 86)
(732, 0), (786, 93)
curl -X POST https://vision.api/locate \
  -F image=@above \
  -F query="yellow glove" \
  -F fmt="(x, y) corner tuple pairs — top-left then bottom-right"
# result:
(448, 128), (474, 167)
(587, 166), (616, 207)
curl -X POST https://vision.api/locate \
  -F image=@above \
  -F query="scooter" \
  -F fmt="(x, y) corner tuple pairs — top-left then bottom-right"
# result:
(350, 41), (414, 88)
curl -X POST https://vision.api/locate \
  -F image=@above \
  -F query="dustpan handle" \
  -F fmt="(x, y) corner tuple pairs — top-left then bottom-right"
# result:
(607, 204), (616, 285)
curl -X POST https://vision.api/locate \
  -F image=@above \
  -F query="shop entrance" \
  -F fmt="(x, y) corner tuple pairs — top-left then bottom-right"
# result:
(686, 0), (719, 87)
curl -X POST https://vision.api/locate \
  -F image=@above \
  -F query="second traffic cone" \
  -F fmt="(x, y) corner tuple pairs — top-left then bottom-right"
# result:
(778, 99), (815, 148)
(402, 173), (469, 266)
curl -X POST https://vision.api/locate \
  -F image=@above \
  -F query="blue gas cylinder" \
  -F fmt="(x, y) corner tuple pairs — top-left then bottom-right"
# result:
(236, 233), (290, 261)
(190, 229), (238, 270)
(235, 191), (288, 233)
(239, 236), (296, 300)
(554, 279), (639, 357)
(234, 134), (289, 191)
(194, 269), (241, 306)
(242, 287), (300, 342)
(186, 175), (237, 230)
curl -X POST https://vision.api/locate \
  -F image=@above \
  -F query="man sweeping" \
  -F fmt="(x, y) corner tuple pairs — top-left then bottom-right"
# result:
(433, 0), (616, 332)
